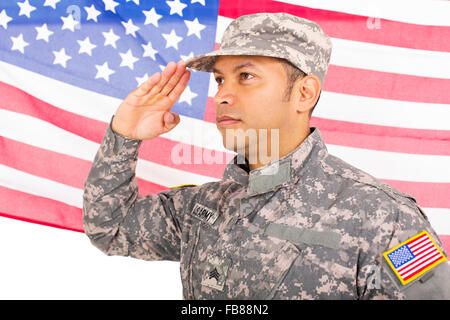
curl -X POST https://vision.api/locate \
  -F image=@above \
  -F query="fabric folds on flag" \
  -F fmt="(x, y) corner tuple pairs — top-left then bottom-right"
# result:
(0, 0), (449, 255)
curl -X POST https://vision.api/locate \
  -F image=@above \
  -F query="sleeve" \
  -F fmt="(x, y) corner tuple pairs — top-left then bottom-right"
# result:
(82, 115), (194, 262)
(357, 196), (450, 300)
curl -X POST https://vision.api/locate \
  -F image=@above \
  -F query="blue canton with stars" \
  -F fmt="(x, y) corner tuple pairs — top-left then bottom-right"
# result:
(387, 245), (415, 269)
(0, 0), (219, 120)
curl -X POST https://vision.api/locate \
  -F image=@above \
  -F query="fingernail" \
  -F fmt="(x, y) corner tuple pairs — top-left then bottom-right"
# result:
(167, 113), (174, 123)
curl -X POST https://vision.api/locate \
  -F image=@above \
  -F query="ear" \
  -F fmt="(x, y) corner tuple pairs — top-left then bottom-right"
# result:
(295, 74), (321, 114)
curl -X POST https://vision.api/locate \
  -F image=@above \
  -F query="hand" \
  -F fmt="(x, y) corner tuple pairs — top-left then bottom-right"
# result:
(111, 60), (190, 140)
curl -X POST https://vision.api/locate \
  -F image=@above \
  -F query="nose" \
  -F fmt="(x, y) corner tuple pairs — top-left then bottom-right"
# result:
(214, 83), (235, 106)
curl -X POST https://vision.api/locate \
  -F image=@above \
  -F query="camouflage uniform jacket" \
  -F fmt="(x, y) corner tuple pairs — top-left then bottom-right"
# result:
(83, 116), (450, 299)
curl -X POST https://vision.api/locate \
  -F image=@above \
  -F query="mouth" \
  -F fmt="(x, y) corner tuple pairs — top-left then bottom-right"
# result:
(216, 116), (241, 127)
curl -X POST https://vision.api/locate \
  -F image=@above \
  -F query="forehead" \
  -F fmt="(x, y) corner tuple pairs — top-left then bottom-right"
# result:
(213, 55), (283, 73)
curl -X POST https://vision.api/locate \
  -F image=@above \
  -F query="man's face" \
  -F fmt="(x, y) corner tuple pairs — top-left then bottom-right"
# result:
(213, 55), (298, 162)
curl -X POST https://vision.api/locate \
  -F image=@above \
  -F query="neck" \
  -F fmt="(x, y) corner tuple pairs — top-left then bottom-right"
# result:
(247, 125), (310, 171)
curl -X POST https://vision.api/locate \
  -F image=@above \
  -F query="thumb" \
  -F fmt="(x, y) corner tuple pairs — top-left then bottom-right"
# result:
(163, 112), (179, 130)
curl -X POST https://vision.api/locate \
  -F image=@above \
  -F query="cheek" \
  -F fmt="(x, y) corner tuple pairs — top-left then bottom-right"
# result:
(242, 89), (288, 128)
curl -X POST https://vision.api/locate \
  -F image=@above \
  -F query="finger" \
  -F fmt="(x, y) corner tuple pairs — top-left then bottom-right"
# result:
(163, 112), (180, 131)
(160, 60), (187, 96)
(147, 61), (177, 97)
(168, 70), (191, 102)
(133, 72), (161, 97)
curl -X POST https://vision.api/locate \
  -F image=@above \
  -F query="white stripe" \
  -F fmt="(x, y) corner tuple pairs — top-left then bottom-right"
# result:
(0, 110), (219, 188)
(0, 164), (83, 208)
(326, 144), (450, 183)
(396, 245), (435, 274)
(0, 60), (228, 153)
(216, 16), (450, 79)
(401, 253), (442, 279)
(2, 57), (450, 139)
(2, 107), (450, 185)
(0, 217), (182, 299)
(209, 73), (450, 131)
(411, 242), (433, 256)
(408, 235), (429, 249)
(423, 208), (450, 236)
(275, 0), (450, 26)
(330, 37), (450, 79)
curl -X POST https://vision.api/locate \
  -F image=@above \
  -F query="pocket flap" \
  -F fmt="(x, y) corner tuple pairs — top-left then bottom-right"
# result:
(264, 223), (341, 249)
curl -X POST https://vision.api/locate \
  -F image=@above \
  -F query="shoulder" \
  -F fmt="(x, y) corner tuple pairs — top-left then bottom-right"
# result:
(318, 153), (420, 212)
(317, 153), (436, 250)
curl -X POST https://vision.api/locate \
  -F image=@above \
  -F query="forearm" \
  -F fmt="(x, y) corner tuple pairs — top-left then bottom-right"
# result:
(83, 115), (143, 255)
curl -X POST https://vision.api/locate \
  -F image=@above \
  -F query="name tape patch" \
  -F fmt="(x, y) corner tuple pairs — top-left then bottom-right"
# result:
(191, 203), (219, 225)
(383, 230), (447, 285)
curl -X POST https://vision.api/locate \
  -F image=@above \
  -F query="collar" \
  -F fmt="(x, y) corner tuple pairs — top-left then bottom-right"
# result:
(221, 127), (328, 196)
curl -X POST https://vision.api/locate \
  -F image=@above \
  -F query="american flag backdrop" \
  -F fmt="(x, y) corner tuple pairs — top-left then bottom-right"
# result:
(0, 0), (449, 298)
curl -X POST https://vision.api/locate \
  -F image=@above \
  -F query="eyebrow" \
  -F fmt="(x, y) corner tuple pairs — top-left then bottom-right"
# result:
(213, 62), (259, 74)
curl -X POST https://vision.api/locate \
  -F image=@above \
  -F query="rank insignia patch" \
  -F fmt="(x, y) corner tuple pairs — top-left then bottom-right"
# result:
(383, 230), (447, 285)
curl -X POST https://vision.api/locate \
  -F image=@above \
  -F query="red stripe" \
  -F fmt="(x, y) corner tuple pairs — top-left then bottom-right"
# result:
(439, 235), (450, 256)
(0, 186), (84, 232)
(410, 240), (433, 254)
(0, 136), (168, 195)
(310, 117), (450, 156)
(407, 234), (429, 247)
(325, 65), (450, 105)
(0, 81), (228, 179)
(219, 0), (450, 52)
(204, 97), (450, 156)
(213, 41), (450, 105)
(380, 179), (450, 209)
(402, 252), (442, 280)
(398, 248), (437, 274)
(2, 82), (450, 208)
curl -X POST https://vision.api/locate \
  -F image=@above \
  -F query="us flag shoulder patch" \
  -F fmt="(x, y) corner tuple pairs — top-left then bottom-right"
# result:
(383, 230), (447, 285)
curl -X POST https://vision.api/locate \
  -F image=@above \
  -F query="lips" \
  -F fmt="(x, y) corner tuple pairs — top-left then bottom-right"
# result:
(216, 115), (241, 127)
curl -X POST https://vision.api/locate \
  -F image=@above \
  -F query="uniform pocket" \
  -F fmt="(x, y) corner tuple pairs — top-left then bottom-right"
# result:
(224, 234), (300, 299)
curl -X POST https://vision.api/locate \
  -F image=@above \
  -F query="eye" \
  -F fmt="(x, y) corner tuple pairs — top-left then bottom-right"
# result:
(215, 76), (224, 86)
(240, 72), (254, 80)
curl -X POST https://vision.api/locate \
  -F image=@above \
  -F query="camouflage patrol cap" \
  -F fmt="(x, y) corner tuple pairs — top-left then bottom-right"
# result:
(185, 12), (333, 86)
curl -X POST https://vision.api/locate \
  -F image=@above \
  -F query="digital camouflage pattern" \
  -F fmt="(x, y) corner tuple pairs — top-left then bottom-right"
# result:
(83, 116), (450, 299)
(185, 12), (332, 86)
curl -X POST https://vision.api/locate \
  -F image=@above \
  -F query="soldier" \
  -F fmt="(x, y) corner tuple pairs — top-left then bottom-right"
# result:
(83, 12), (450, 299)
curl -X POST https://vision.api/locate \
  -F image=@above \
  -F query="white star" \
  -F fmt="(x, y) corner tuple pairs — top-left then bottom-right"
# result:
(0, 10), (13, 30)
(179, 86), (197, 105)
(10, 33), (29, 54)
(166, 0), (187, 17)
(180, 51), (194, 61)
(143, 8), (162, 27)
(95, 62), (115, 82)
(103, 0), (119, 13)
(61, 14), (80, 32)
(35, 23), (54, 42)
(102, 28), (120, 48)
(43, 0), (61, 9)
(184, 18), (206, 39)
(191, 0), (205, 5)
(119, 49), (139, 70)
(126, 0), (139, 5)
(17, 0), (36, 18)
(142, 41), (158, 60)
(136, 73), (149, 87)
(53, 48), (71, 68)
(77, 37), (97, 56)
(162, 29), (183, 50)
(84, 4), (101, 22)
(121, 19), (140, 38)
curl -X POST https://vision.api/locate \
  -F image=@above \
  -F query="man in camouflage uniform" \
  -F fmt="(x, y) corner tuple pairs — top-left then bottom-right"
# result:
(83, 13), (450, 299)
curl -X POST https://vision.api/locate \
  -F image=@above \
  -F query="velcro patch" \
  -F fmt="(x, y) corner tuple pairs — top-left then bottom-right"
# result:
(383, 230), (447, 285)
(191, 203), (219, 225)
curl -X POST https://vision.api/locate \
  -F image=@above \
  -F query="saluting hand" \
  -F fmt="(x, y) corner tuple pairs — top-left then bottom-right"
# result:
(112, 60), (190, 140)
